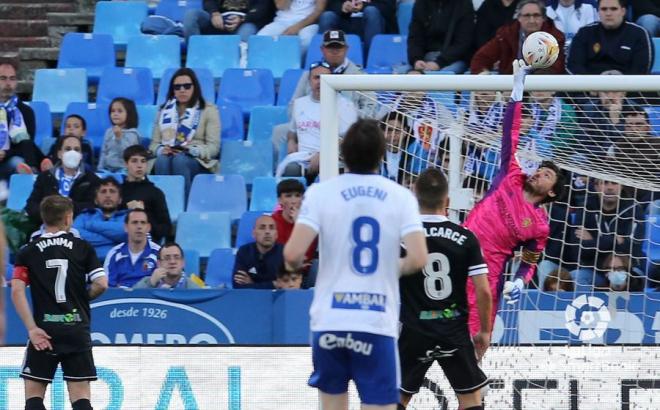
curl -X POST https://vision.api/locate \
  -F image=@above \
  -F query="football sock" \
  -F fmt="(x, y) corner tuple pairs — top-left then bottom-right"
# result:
(25, 397), (46, 410)
(71, 398), (93, 410)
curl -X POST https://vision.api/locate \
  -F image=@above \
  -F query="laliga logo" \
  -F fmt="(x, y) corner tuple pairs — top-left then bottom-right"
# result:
(564, 295), (611, 341)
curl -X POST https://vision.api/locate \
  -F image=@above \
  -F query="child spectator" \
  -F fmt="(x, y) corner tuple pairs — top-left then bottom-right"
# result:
(274, 266), (303, 289)
(98, 98), (140, 173)
(41, 115), (95, 172)
(542, 268), (575, 291)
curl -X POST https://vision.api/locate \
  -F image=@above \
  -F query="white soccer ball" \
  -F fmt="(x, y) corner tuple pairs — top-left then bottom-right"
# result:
(522, 31), (560, 69)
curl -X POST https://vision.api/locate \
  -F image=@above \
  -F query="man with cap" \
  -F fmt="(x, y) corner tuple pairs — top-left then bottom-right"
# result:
(271, 30), (376, 168)
(318, 0), (396, 57)
(277, 60), (358, 183)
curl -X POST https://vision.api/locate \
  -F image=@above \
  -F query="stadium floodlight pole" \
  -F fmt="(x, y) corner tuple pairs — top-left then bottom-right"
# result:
(320, 74), (658, 181)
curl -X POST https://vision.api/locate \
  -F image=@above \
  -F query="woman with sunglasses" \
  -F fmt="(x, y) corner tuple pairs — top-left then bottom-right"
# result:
(149, 68), (220, 196)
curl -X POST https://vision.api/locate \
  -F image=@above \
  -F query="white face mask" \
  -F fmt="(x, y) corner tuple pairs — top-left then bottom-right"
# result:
(608, 270), (628, 287)
(62, 149), (82, 169)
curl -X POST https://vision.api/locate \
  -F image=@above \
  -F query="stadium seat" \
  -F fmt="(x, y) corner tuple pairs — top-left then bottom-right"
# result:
(250, 176), (277, 211)
(646, 105), (660, 137)
(366, 35), (408, 74)
(125, 35), (181, 80)
(97, 67), (155, 105)
(205, 248), (235, 288)
(61, 102), (111, 151)
(187, 174), (247, 221)
(136, 104), (158, 143)
(646, 200), (660, 262)
(7, 174), (36, 211)
(27, 101), (52, 154)
(247, 35), (301, 79)
(175, 212), (231, 258)
(186, 35), (240, 79)
(277, 68), (304, 106)
(155, 0), (202, 22)
(150, 174), (185, 223)
(157, 67), (215, 105)
(235, 211), (267, 248)
(220, 140), (273, 185)
(183, 248), (201, 277)
(217, 68), (276, 118)
(304, 33), (364, 68)
(397, 2), (414, 36)
(57, 33), (115, 82)
(428, 91), (458, 115)
(652, 37), (660, 74)
(218, 103), (245, 141)
(247, 106), (288, 142)
(32, 68), (88, 114)
(93, 1), (149, 48)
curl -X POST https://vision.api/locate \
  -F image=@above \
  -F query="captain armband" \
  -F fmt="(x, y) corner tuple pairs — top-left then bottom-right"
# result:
(520, 249), (541, 265)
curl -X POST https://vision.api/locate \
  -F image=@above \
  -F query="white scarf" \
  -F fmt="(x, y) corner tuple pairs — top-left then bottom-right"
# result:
(0, 96), (29, 150)
(158, 99), (201, 147)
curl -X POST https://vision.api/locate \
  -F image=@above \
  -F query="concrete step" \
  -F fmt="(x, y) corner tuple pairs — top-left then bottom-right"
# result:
(0, 0), (76, 4)
(47, 12), (94, 26)
(0, 37), (50, 52)
(0, 19), (49, 37)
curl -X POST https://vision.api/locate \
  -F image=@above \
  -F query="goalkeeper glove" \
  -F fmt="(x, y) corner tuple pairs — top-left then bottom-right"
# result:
(502, 278), (525, 304)
(511, 59), (533, 102)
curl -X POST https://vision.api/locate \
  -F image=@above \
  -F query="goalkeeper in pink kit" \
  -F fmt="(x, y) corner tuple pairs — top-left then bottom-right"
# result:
(464, 60), (565, 336)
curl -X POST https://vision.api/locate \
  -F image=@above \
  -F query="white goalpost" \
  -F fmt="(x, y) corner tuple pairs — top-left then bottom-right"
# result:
(319, 74), (660, 409)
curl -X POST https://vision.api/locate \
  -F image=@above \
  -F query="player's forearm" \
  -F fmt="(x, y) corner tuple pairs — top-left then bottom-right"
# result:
(476, 287), (492, 334)
(11, 285), (37, 331)
(88, 277), (108, 300)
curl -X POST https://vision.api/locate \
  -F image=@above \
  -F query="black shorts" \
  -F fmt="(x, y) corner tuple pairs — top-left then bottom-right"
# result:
(398, 324), (488, 395)
(20, 344), (97, 383)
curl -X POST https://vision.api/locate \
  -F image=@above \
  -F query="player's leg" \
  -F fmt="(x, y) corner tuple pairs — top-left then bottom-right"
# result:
(397, 325), (434, 409)
(350, 332), (399, 410)
(435, 340), (488, 410)
(309, 332), (351, 410)
(20, 344), (57, 410)
(61, 350), (97, 410)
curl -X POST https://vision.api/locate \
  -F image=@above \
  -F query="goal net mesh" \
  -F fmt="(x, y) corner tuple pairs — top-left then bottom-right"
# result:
(347, 84), (660, 409)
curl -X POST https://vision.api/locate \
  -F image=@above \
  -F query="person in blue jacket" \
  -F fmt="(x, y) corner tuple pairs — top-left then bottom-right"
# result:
(73, 177), (128, 260)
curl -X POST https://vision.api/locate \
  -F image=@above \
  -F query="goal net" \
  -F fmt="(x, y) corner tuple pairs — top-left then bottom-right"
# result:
(320, 74), (660, 409)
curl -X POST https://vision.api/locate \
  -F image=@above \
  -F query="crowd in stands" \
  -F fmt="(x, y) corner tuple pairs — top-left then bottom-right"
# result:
(0, 0), (658, 294)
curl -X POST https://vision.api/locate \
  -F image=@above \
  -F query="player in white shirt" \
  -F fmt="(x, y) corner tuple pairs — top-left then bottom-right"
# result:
(284, 119), (428, 410)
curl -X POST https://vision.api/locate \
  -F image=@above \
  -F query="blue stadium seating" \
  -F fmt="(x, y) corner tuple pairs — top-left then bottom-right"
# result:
(235, 211), (267, 248)
(93, 1), (148, 48)
(97, 67), (155, 105)
(205, 248), (235, 288)
(136, 104), (158, 144)
(184, 248), (201, 277)
(428, 91), (458, 115)
(27, 101), (52, 154)
(217, 68), (276, 118)
(304, 33), (364, 68)
(397, 2), (414, 36)
(367, 35), (408, 73)
(646, 200), (660, 261)
(250, 176), (277, 212)
(186, 35), (240, 79)
(32, 68), (88, 114)
(247, 35), (301, 79)
(150, 174), (185, 223)
(61, 102), (111, 151)
(277, 68), (304, 106)
(155, 0), (202, 22)
(220, 140), (273, 185)
(7, 174), (36, 211)
(175, 212), (232, 258)
(218, 103), (245, 141)
(57, 33), (115, 82)
(247, 106), (288, 142)
(647, 105), (660, 137)
(125, 35), (181, 80)
(157, 67), (216, 105)
(652, 37), (660, 74)
(187, 174), (247, 221)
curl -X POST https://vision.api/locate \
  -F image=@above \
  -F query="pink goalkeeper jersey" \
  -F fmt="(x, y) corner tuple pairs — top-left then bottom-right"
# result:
(464, 100), (549, 283)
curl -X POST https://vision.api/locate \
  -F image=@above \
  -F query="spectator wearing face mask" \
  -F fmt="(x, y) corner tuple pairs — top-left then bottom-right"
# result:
(597, 253), (645, 291)
(25, 135), (101, 224)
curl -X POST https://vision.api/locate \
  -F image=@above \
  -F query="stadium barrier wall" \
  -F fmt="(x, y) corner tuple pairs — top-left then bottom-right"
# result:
(0, 346), (659, 409)
(3, 289), (660, 345)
